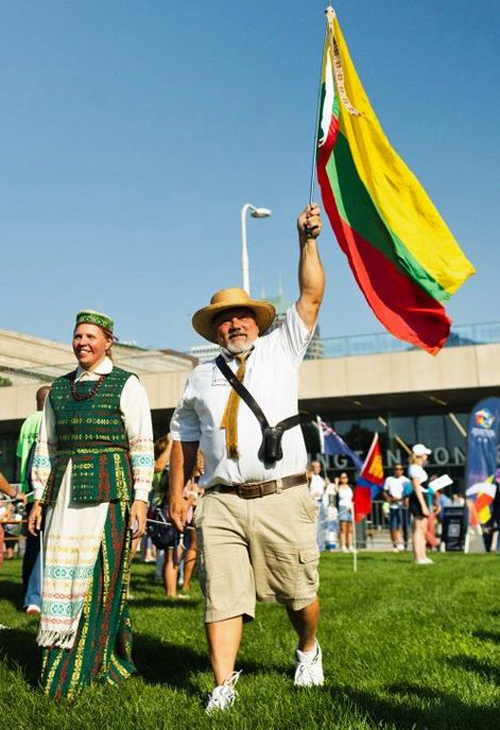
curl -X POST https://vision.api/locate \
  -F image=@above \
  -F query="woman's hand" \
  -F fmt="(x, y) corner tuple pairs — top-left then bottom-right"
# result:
(421, 504), (430, 517)
(28, 500), (43, 536)
(129, 500), (148, 539)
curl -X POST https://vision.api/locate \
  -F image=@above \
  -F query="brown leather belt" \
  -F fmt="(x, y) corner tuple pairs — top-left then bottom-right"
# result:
(209, 472), (307, 500)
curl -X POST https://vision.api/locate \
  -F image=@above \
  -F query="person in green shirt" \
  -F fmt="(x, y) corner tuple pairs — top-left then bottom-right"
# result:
(17, 385), (50, 614)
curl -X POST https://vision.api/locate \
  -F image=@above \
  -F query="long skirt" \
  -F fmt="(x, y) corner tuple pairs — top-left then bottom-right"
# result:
(40, 500), (135, 699)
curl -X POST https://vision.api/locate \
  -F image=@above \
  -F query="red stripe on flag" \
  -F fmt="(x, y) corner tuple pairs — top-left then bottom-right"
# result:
(319, 113), (340, 163)
(317, 159), (451, 354)
(354, 486), (371, 523)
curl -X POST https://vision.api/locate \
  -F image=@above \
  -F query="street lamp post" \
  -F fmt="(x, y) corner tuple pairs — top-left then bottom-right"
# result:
(241, 203), (272, 295)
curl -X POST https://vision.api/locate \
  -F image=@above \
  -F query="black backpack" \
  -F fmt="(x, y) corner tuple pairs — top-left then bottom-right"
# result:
(146, 502), (178, 549)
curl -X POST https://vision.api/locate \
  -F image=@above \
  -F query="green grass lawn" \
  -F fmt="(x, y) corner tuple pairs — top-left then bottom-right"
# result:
(1, 552), (500, 730)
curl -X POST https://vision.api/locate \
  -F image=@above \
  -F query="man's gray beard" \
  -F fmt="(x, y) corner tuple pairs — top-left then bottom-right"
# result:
(222, 341), (254, 356)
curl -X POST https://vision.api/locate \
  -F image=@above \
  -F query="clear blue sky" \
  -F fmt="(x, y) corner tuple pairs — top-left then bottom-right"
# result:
(0, 1), (498, 351)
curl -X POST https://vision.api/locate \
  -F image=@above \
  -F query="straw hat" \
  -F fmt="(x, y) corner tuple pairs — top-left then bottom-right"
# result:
(192, 288), (276, 343)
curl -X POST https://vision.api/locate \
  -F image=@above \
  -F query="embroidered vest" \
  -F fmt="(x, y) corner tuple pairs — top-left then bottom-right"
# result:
(43, 366), (134, 505)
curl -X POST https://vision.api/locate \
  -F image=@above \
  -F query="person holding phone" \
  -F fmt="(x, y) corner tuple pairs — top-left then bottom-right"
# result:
(28, 310), (154, 699)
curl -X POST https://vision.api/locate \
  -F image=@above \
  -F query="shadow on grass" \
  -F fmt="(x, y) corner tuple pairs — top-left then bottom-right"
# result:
(472, 629), (500, 645)
(338, 682), (496, 730)
(447, 654), (500, 684)
(0, 580), (23, 610)
(130, 597), (201, 609)
(0, 627), (40, 686)
(134, 632), (288, 691)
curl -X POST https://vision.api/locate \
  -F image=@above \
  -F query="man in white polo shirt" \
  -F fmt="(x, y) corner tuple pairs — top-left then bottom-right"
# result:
(169, 203), (325, 712)
(382, 463), (410, 552)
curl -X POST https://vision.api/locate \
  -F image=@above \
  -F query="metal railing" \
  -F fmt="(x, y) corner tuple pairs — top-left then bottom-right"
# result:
(318, 321), (500, 360)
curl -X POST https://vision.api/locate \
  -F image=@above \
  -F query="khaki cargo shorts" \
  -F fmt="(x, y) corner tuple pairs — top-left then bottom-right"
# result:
(194, 482), (320, 623)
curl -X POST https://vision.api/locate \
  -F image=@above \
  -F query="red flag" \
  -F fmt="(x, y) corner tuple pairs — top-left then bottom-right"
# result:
(354, 433), (384, 522)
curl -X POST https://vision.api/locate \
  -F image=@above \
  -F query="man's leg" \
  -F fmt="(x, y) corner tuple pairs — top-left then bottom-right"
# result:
(162, 547), (178, 597)
(286, 597), (319, 652)
(206, 615), (244, 685)
(23, 507), (41, 608)
(196, 492), (254, 695)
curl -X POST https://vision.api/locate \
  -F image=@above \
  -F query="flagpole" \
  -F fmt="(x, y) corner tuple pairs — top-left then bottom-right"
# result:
(351, 506), (358, 573)
(307, 5), (331, 210)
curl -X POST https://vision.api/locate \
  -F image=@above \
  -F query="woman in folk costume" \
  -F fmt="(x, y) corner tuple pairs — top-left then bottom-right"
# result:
(28, 310), (154, 698)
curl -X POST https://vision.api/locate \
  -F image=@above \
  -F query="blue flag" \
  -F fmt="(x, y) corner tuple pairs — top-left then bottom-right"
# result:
(318, 419), (363, 471)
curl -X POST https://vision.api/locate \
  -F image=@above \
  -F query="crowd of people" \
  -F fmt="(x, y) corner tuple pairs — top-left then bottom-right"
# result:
(306, 449), (466, 565)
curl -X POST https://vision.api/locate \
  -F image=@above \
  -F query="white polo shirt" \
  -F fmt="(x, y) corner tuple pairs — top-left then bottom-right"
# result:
(170, 305), (314, 488)
(383, 475), (410, 509)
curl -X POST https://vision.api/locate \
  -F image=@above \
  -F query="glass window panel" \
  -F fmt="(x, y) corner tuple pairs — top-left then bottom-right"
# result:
(389, 416), (416, 448)
(444, 412), (467, 466)
(417, 414), (446, 455)
(333, 420), (359, 438)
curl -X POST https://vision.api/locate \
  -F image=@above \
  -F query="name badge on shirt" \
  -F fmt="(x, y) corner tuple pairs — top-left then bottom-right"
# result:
(212, 365), (230, 387)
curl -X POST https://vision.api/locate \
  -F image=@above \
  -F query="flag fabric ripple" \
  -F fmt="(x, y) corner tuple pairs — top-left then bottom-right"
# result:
(316, 8), (475, 355)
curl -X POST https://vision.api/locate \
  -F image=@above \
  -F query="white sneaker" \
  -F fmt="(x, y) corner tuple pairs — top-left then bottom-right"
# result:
(397, 544), (405, 552)
(341, 546), (348, 553)
(294, 642), (324, 687)
(26, 604), (41, 615)
(415, 557), (434, 565)
(205, 671), (241, 714)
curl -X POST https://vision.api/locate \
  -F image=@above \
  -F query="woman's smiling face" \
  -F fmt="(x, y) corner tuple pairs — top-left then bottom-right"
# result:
(72, 323), (111, 370)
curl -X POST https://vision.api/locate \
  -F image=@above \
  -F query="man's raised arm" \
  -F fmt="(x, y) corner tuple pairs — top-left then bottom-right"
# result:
(296, 203), (325, 331)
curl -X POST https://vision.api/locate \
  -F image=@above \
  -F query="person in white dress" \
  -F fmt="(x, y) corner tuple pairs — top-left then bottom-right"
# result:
(407, 444), (433, 565)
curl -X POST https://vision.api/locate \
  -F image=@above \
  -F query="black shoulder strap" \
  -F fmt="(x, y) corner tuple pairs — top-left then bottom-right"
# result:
(215, 356), (300, 433)
(216, 355), (269, 430)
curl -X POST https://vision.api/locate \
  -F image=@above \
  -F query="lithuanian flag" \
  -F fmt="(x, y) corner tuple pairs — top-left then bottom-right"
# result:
(316, 8), (475, 354)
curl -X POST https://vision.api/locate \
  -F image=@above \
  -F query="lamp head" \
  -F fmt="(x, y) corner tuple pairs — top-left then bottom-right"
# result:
(250, 207), (272, 219)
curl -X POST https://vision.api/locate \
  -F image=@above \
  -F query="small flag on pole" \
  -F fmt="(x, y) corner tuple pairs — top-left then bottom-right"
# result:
(316, 7), (475, 355)
(466, 479), (497, 525)
(353, 432), (385, 522)
(317, 418), (363, 470)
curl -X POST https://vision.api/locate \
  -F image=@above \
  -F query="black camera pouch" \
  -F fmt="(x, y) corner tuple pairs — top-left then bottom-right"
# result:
(258, 426), (284, 464)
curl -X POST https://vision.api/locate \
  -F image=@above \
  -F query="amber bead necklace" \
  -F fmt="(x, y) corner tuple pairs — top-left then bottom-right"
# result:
(70, 371), (106, 401)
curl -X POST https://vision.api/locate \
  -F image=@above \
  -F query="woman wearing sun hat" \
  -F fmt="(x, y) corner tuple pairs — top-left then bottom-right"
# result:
(28, 309), (154, 698)
(408, 443), (433, 565)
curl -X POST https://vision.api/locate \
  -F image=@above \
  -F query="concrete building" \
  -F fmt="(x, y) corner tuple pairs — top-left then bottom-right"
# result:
(1, 322), (499, 490)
